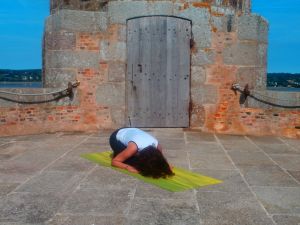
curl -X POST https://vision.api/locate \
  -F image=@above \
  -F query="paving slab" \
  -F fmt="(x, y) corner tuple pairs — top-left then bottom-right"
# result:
(0, 141), (41, 161)
(193, 169), (250, 193)
(238, 165), (299, 187)
(216, 134), (247, 144)
(227, 152), (276, 167)
(78, 167), (136, 195)
(127, 197), (201, 225)
(257, 143), (300, 155)
(267, 154), (300, 171)
(221, 141), (261, 153)
(46, 214), (126, 225)
(14, 171), (85, 195)
(0, 183), (19, 197)
(0, 131), (299, 224)
(158, 138), (187, 151)
(153, 130), (185, 139)
(134, 181), (195, 200)
(247, 136), (284, 145)
(185, 142), (224, 154)
(287, 170), (300, 183)
(59, 188), (131, 216)
(45, 155), (95, 172)
(252, 186), (300, 214)
(185, 131), (216, 143)
(0, 192), (65, 224)
(196, 191), (274, 225)
(280, 138), (300, 151)
(190, 152), (235, 170)
(272, 215), (300, 225)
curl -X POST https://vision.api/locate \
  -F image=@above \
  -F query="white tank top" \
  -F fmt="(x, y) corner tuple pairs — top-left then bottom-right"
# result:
(116, 128), (158, 151)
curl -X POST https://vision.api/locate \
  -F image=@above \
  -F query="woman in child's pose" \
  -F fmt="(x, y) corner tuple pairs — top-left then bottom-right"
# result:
(109, 128), (174, 178)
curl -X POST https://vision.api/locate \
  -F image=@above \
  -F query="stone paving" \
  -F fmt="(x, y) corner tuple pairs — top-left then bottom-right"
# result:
(0, 129), (300, 225)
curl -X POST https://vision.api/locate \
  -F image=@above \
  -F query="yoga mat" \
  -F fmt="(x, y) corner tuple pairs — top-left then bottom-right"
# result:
(81, 151), (222, 192)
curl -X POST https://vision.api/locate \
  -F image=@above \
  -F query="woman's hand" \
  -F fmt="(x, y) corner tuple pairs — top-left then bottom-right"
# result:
(112, 142), (139, 172)
(126, 166), (139, 174)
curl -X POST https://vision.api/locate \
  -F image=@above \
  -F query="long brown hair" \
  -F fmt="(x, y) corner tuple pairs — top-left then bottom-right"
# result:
(131, 146), (174, 179)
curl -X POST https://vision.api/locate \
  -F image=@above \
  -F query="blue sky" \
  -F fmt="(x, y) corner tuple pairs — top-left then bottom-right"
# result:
(252, 0), (300, 73)
(0, 0), (299, 73)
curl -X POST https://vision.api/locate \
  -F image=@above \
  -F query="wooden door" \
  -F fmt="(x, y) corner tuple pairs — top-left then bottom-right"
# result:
(126, 16), (191, 127)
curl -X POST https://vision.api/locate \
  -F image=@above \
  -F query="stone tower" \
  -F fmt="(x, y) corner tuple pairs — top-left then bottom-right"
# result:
(43, 0), (273, 133)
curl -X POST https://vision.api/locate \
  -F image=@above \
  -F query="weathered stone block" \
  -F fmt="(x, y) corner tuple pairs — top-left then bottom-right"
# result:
(44, 68), (77, 88)
(45, 31), (76, 51)
(100, 40), (109, 61)
(190, 105), (205, 128)
(47, 10), (107, 32)
(191, 66), (206, 86)
(238, 15), (268, 43)
(45, 51), (100, 69)
(191, 84), (218, 105)
(109, 42), (126, 62)
(236, 67), (266, 90)
(96, 83), (125, 106)
(236, 66), (255, 88)
(50, 0), (108, 13)
(211, 6), (235, 16)
(211, 15), (237, 32)
(177, 7), (210, 26)
(148, 1), (174, 15)
(192, 49), (215, 66)
(111, 108), (126, 127)
(100, 41), (126, 62)
(211, 16), (223, 32)
(223, 42), (260, 66)
(192, 25), (211, 48)
(118, 25), (127, 42)
(108, 62), (126, 82)
(258, 44), (268, 67)
(108, 1), (174, 24)
(256, 67), (267, 90)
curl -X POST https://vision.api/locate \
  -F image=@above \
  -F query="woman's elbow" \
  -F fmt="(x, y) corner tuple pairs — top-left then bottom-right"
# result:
(111, 159), (117, 167)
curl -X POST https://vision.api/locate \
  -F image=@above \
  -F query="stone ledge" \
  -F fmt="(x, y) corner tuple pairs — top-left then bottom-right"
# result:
(245, 89), (300, 110)
(0, 88), (78, 107)
(46, 10), (107, 33)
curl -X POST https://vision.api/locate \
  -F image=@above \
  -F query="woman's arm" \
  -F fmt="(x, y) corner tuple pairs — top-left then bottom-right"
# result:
(157, 143), (163, 152)
(111, 142), (139, 173)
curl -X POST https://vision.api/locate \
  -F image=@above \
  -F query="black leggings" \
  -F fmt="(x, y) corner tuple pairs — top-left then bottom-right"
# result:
(109, 129), (138, 166)
(109, 128), (127, 157)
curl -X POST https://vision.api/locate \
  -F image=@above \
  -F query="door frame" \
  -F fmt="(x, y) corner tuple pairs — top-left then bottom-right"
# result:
(125, 15), (192, 128)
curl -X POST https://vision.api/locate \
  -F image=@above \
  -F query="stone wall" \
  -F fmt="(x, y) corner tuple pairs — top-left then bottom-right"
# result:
(0, 0), (299, 138)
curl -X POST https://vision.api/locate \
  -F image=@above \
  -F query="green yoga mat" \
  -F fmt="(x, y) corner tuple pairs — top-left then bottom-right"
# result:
(81, 151), (222, 192)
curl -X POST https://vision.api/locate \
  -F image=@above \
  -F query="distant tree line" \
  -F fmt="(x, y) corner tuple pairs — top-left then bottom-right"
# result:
(0, 69), (42, 82)
(0, 70), (299, 88)
(267, 73), (300, 88)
